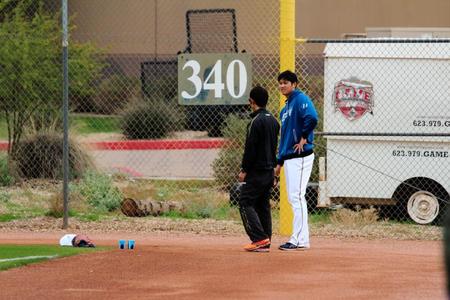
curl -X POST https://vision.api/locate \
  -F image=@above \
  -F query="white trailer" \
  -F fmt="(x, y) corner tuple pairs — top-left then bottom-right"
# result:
(319, 41), (450, 224)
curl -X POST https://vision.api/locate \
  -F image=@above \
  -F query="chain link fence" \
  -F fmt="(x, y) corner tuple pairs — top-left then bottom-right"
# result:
(296, 40), (449, 237)
(0, 0), (448, 239)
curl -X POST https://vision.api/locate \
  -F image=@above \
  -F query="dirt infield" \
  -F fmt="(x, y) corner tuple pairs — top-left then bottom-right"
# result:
(0, 232), (446, 300)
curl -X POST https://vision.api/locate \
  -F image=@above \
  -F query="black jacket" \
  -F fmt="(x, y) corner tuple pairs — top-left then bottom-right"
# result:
(241, 108), (280, 173)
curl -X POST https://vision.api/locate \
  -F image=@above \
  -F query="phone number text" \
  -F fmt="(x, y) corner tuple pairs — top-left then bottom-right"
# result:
(412, 120), (450, 127)
(392, 150), (449, 158)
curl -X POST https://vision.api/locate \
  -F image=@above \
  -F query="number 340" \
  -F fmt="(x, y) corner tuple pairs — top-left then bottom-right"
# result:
(181, 59), (248, 99)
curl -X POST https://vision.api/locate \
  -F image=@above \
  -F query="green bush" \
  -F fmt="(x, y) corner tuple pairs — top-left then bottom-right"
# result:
(0, 154), (14, 186)
(121, 99), (185, 139)
(142, 75), (177, 102)
(13, 133), (93, 180)
(72, 171), (122, 212)
(89, 74), (139, 115)
(212, 114), (249, 189)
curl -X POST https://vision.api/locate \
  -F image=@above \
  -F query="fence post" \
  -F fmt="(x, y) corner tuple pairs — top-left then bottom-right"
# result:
(279, 0), (296, 236)
(62, 0), (70, 229)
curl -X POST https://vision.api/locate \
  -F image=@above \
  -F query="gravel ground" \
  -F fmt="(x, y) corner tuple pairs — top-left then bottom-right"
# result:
(310, 222), (443, 240)
(0, 216), (245, 235)
(0, 215), (442, 240)
(0, 180), (443, 241)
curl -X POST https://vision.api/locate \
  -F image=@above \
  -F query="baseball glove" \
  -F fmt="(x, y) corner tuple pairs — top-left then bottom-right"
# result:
(72, 234), (95, 248)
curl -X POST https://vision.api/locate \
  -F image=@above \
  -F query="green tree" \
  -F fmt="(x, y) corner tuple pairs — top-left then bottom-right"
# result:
(0, 1), (103, 157)
(0, 0), (57, 22)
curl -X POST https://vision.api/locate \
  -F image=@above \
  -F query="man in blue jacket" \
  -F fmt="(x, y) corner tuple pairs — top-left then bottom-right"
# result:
(275, 70), (318, 251)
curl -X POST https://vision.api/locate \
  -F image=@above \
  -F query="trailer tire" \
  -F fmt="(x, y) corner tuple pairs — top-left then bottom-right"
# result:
(407, 190), (439, 225)
(392, 178), (449, 225)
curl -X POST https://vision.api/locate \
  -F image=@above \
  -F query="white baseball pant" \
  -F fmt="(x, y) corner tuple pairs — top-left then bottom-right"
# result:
(283, 153), (314, 247)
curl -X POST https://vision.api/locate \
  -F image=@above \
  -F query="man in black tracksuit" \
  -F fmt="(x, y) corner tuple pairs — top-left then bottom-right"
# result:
(238, 86), (280, 252)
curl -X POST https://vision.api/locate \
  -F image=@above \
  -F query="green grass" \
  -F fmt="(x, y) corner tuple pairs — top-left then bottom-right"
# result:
(0, 244), (104, 271)
(0, 118), (6, 140)
(70, 114), (121, 135)
(309, 210), (331, 223)
(0, 114), (121, 139)
(1, 202), (47, 222)
(123, 179), (218, 203)
(0, 213), (18, 222)
(76, 211), (103, 222)
(161, 210), (197, 219)
(160, 203), (239, 220)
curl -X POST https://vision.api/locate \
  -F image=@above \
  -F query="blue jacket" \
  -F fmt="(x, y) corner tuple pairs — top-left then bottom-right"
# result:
(277, 89), (318, 166)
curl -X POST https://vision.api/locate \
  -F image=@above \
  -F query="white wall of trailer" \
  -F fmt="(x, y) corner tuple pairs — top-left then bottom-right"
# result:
(323, 42), (450, 199)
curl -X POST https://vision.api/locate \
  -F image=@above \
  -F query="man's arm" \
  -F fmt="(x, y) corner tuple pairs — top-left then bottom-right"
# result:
(292, 96), (317, 153)
(241, 118), (259, 173)
(300, 98), (318, 140)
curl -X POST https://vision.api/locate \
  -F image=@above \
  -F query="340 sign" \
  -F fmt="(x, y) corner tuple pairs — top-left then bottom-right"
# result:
(178, 53), (252, 105)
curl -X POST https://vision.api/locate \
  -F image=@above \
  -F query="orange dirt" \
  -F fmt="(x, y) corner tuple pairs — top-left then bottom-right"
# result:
(0, 232), (445, 300)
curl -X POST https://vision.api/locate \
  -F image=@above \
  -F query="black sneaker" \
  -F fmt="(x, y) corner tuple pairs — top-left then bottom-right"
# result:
(278, 242), (308, 251)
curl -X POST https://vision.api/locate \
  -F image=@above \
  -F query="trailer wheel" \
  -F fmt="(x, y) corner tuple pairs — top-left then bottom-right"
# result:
(392, 177), (449, 225)
(407, 191), (439, 225)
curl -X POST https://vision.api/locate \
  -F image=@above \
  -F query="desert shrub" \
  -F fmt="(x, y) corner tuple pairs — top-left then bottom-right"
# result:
(12, 132), (94, 180)
(90, 74), (139, 115)
(0, 190), (11, 203)
(121, 99), (185, 139)
(46, 190), (85, 218)
(72, 171), (123, 212)
(46, 192), (66, 218)
(212, 114), (249, 190)
(330, 207), (379, 226)
(163, 197), (239, 220)
(0, 154), (14, 186)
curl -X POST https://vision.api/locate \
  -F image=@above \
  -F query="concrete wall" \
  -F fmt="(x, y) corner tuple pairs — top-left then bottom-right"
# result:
(296, 0), (450, 39)
(69, 0), (450, 55)
(70, 0), (277, 55)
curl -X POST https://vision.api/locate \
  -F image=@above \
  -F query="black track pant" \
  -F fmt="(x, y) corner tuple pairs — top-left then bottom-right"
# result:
(238, 170), (273, 242)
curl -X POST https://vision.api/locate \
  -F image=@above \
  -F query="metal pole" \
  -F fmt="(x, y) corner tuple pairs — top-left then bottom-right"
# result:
(62, 0), (69, 229)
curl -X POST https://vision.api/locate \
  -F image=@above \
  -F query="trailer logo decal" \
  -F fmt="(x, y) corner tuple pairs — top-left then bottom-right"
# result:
(333, 77), (374, 121)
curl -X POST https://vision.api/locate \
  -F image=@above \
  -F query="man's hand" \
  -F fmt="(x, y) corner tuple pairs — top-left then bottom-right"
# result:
(238, 171), (247, 182)
(273, 176), (279, 187)
(274, 165), (281, 176)
(293, 137), (307, 153)
(274, 165), (281, 187)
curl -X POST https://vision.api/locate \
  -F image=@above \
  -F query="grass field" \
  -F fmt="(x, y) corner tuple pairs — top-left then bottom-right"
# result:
(0, 177), (444, 240)
(0, 118), (7, 139)
(70, 114), (121, 135)
(0, 114), (121, 139)
(0, 244), (103, 271)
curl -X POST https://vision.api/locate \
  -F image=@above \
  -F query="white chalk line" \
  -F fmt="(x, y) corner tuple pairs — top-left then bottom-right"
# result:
(0, 255), (58, 263)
